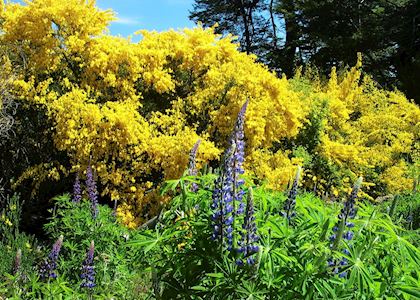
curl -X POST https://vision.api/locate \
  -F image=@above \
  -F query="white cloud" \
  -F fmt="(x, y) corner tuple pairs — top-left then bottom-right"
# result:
(113, 16), (142, 25)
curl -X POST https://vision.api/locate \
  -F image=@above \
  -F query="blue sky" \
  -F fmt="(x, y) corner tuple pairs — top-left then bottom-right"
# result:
(97, 0), (196, 40)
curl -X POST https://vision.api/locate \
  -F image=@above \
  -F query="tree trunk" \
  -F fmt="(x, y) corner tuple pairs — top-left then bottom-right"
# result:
(270, 0), (278, 49)
(282, 0), (299, 77)
(236, 0), (252, 54)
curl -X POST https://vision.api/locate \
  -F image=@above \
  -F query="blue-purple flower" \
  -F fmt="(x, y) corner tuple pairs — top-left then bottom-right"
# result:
(282, 166), (301, 222)
(73, 173), (82, 203)
(211, 100), (249, 251)
(328, 177), (363, 278)
(86, 163), (99, 219)
(39, 235), (63, 280)
(236, 187), (259, 266)
(188, 139), (201, 192)
(81, 240), (95, 289)
(211, 146), (236, 250)
(228, 100), (248, 215)
(330, 177), (363, 247)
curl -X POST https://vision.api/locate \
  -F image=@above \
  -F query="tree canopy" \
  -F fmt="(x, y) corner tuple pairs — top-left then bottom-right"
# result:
(190, 0), (420, 103)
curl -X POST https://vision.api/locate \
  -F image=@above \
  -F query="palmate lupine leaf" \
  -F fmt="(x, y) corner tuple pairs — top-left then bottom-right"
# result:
(236, 281), (267, 300)
(313, 280), (337, 299)
(127, 229), (177, 254)
(267, 215), (293, 238)
(319, 219), (331, 242)
(342, 243), (375, 295)
(160, 178), (181, 195)
(367, 212), (420, 266)
(395, 284), (420, 298)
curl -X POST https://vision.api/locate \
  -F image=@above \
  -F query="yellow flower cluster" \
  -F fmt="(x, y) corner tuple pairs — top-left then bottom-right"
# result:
(0, 0), (114, 75)
(1, 0), (418, 225)
(296, 55), (420, 197)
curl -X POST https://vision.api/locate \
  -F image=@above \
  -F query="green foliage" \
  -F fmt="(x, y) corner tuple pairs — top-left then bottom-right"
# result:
(42, 194), (148, 299)
(1, 177), (419, 299)
(379, 192), (420, 232)
(0, 194), (150, 299)
(0, 194), (42, 299)
(128, 174), (420, 299)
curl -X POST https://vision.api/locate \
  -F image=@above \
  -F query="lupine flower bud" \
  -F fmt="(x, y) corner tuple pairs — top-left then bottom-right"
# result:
(81, 240), (95, 289)
(86, 163), (99, 219)
(39, 235), (63, 280)
(72, 173), (82, 203)
(337, 177), (362, 223)
(328, 177), (363, 278)
(282, 166), (301, 222)
(236, 188), (259, 266)
(330, 177), (363, 246)
(188, 139), (201, 192)
(339, 271), (348, 278)
(12, 248), (22, 276)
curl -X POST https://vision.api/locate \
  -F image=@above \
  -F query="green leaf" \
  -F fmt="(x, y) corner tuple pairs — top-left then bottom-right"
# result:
(206, 273), (224, 278)
(396, 285), (420, 298)
(319, 218), (330, 242)
(190, 285), (207, 291)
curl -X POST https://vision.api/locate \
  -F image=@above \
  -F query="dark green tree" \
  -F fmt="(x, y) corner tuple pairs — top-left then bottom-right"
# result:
(190, 0), (273, 56)
(296, 0), (420, 102)
(190, 0), (420, 104)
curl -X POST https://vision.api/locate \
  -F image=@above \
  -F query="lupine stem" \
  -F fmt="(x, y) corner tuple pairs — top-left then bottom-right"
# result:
(12, 248), (22, 276)
(188, 139), (201, 193)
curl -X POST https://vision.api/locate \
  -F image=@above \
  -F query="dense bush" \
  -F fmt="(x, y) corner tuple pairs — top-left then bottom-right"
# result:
(0, 0), (418, 227)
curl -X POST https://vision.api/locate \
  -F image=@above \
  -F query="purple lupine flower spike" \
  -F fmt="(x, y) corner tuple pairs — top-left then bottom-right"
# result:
(229, 100), (248, 216)
(12, 249), (22, 276)
(330, 176), (363, 245)
(73, 172), (82, 203)
(328, 177), (363, 277)
(86, 163), (99, 219)
(211, 100), (249, 251)
(237, 187), (259, 266)
(282, 166), (301, 221)
(39, 235), (64, 280)
(211, 145), (236, 250)
(81, 240), (96, 289)
(188, 139), (201, 192)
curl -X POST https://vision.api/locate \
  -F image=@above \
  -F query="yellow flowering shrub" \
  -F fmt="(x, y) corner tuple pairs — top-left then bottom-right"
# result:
(291, 56), (420, 198)
(1, 0), (418, 225)
(1, 0), (305, 225)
